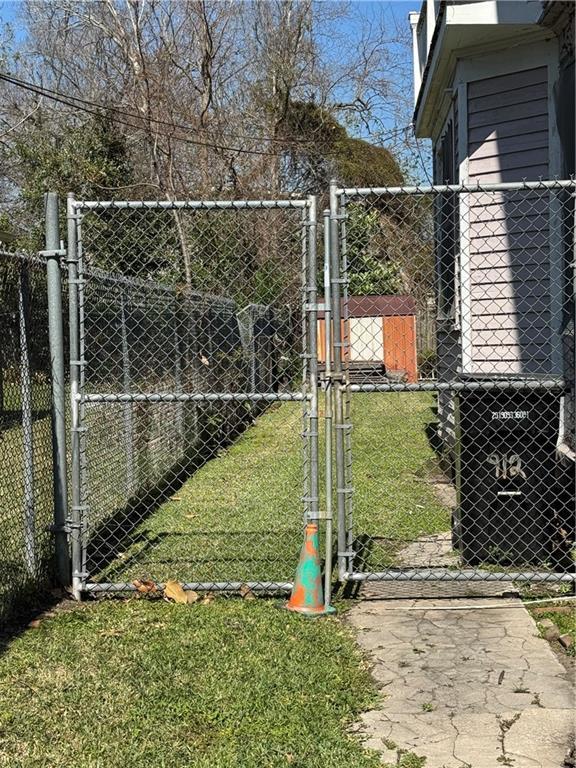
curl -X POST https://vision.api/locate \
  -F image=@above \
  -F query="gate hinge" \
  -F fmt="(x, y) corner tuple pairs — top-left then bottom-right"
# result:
(338, 550), (356, 558)
(39, 248), (67, 259)
(337, 487), (354, 494)
(74, 570), (90, 580)
(304, 303), (325, 312)
(47, 519), (85, 535)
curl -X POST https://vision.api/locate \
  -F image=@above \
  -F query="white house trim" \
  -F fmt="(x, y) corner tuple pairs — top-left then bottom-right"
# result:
(457, 81), (473, 374)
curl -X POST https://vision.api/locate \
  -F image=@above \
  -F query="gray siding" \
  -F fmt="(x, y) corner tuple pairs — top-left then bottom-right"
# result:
(465, 66), (560, 375)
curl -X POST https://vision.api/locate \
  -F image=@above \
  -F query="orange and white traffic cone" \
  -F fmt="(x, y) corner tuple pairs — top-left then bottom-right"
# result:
(285, 522), (335, 616)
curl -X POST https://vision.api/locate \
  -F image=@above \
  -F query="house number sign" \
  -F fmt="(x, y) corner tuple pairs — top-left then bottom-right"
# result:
(487, 452), (527, 481)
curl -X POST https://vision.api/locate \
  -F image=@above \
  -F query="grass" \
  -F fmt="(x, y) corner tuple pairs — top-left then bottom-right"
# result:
(97, 401), (306, 585)
(349, 392), (450, 569)
(0, 388), (54, 623)
(92, 392), (449, 585)
(0, 600), (381, 768)
(533, 604), (576, 656)
(0, 391), (450, 766)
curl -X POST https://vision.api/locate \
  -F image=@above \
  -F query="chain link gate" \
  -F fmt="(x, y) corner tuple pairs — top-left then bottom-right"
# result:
(66, 195), (321, 599)
(327, 179), (576, 592)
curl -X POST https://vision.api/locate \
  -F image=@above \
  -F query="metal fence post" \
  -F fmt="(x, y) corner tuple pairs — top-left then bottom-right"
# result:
(18, 262), (36, 578)
(329, 181), (349, 581)
(44, 191), (70, 587)
(322, 208), (334, 607)
(301, 206), (311, 523)
(67, 193), (83, 599)
(307, 196), (319, 523)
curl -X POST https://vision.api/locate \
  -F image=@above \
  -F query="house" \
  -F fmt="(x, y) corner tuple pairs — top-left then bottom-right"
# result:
(409, 0), (574, 565)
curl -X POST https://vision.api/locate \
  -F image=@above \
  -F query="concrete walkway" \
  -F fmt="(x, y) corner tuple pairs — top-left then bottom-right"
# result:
(349, 595), (575, 768)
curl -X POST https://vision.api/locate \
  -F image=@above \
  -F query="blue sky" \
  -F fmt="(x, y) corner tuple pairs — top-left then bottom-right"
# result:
(0, 1), (19, 28)
(0, 0), (420, 25)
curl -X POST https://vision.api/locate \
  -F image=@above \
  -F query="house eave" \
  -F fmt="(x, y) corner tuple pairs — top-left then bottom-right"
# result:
(413, 1), (552, 140)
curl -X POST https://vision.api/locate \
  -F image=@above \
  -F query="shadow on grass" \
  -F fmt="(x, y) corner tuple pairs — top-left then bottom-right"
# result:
(0, 407), (51, 430)
(99, 528), (302, 584)
(0, 409), (266, 655)
(85, 411), (259, 578)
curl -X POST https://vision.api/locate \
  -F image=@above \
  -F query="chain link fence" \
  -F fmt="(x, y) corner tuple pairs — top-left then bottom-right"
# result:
(67, 197), (318, 596)
(327, 179), (575, 589)
(0, 249), (55, 623)
(2, 180), (574, 615)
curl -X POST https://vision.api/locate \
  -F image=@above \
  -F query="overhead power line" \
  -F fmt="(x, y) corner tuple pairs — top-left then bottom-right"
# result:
(0, 72), (288, 157)
(0, 71), (411, 157)
(0, 72), (316, 147)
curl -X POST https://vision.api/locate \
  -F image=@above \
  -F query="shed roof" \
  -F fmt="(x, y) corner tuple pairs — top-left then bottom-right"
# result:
(318, 295), (416, 319)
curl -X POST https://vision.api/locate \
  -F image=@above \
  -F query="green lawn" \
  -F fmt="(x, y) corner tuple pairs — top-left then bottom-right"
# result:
(95, 392), (450, 585)
(94, 401), (307, 586)
(0, 409), (54, 623)
(349, 392), (450, 569)
(0, 392), (450, 767)
(0, 600), (381, 768)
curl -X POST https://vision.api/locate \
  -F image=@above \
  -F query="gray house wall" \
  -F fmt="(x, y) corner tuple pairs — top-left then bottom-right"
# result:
(416, 2), (575, 468)
(432, 49), (567, 465)
(464, 64), (559, 376)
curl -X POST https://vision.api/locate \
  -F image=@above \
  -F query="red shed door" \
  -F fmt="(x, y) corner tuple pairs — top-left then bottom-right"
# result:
(383, 315), (417, 382)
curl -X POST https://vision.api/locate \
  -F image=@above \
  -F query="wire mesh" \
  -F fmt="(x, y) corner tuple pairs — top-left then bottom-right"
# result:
(0, 250), (56, 622)
(68, 198), (317, 594)
(330, 180), (576, 586)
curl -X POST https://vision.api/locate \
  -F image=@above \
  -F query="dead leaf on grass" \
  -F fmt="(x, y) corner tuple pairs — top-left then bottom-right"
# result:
(202, 593), (215, 605)
(164, 580), (188, 604)
(184, 513), (197, 520)
(186, 590), (200, 604)
(133, 578), (157, 594)
(239, 584), (256, 601)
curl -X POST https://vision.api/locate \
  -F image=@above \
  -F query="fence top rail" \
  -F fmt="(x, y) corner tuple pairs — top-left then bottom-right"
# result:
(336, 177), (576, 197)
(71, 198), (311, 211)
(0, 248), (47, 267)
(82, 264), (238, 309)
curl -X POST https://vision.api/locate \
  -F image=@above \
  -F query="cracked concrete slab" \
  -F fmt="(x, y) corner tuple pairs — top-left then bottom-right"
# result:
(349, 597), (575, 767)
